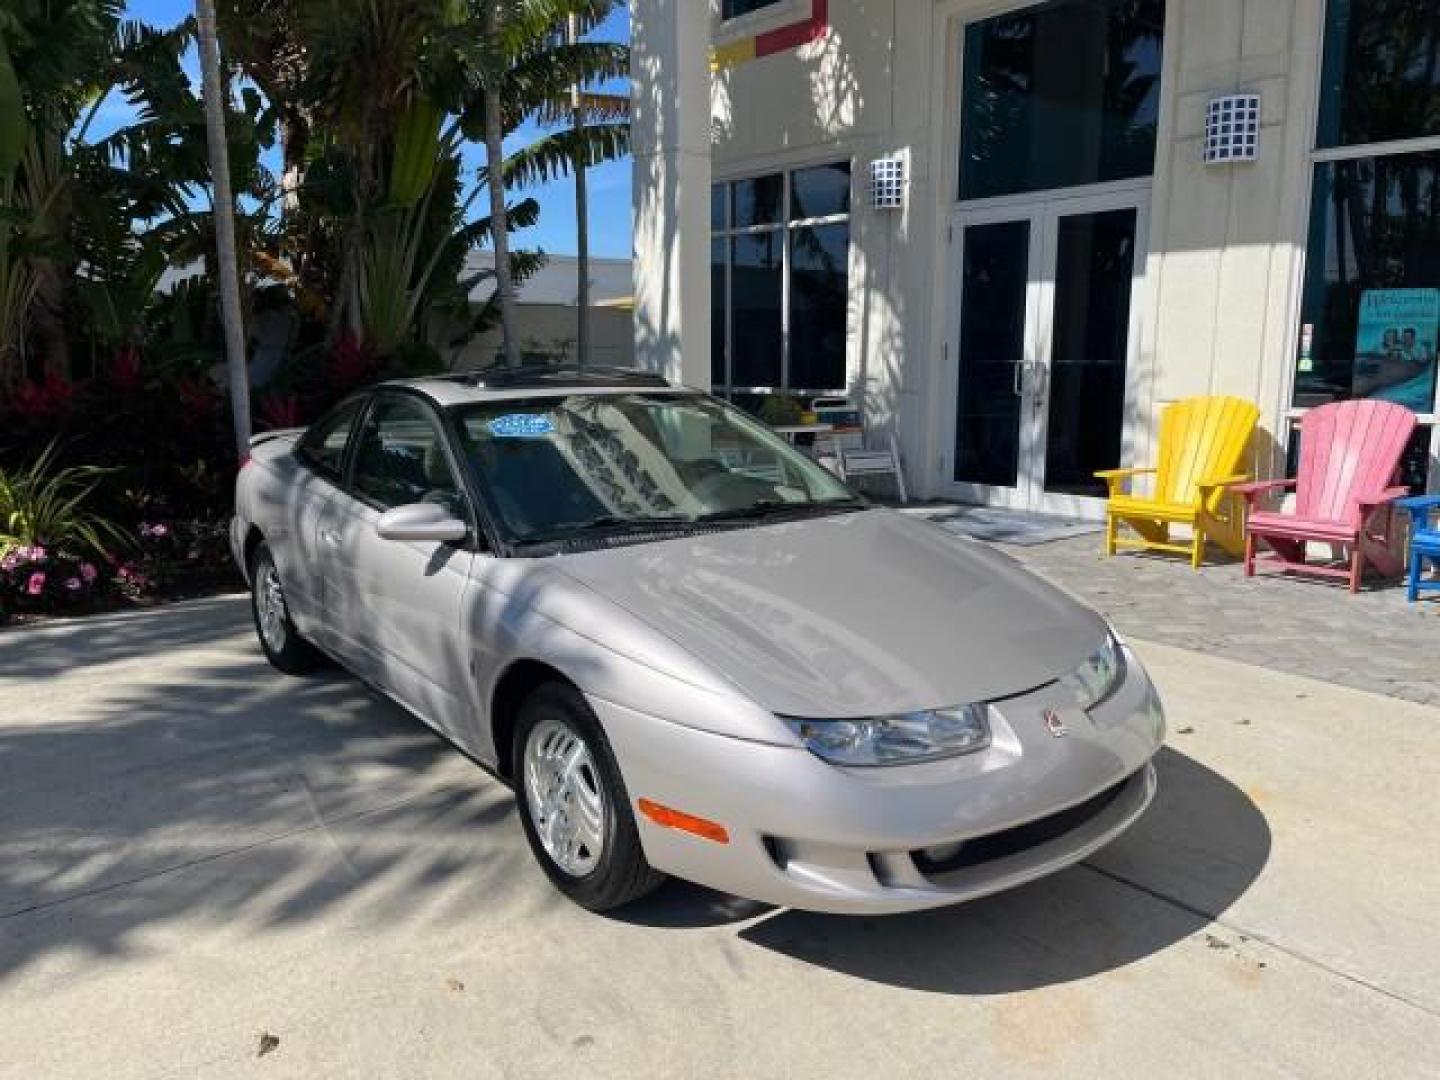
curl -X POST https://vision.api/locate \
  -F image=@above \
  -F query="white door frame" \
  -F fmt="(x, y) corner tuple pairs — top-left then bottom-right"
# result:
(941, 182), (1152, 519)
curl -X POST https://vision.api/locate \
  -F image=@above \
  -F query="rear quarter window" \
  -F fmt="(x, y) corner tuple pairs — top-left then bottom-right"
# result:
(297, 398), (365, 479)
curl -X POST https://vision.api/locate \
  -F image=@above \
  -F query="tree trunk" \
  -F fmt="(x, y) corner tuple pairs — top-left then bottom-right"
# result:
(484, 9), (521, 369)
(570, 14), (590, 369)
(485, 112), (520, 367)
(196, 0), (252, 458)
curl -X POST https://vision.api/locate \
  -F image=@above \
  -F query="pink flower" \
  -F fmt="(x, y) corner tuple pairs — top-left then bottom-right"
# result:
(26, 571), (45, 596)
(0, 551), (17, 572)
(65, 577), (82, 592)
(152, 524), (169, 538)
(80, 563), (97, 583)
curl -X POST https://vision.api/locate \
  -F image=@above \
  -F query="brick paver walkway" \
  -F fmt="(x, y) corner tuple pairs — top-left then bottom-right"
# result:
(995, 533), (1438, 707)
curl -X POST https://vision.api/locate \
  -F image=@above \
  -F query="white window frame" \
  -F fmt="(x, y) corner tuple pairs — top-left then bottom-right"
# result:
(1286, 2), (1440, 491)
(711, 163), (852, 399)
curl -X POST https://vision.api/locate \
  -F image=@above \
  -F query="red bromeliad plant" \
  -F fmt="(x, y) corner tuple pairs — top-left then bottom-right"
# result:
(5, 373), (79, 424)
(257, 393), (302, 431)
(175, 375), (219, 428)
(108, 346), (144, 393)
(326, 331), (376, 394)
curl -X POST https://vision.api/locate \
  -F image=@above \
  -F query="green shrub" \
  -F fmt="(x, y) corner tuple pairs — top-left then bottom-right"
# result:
(0, 442), (128, 558)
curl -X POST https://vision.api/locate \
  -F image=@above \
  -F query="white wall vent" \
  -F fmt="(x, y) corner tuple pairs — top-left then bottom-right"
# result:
(1204, 94), (1260, 165)
(869, 155), (907, 209)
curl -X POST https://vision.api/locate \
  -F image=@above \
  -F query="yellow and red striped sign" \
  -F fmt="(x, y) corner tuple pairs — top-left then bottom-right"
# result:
(712, 0), (830, 70)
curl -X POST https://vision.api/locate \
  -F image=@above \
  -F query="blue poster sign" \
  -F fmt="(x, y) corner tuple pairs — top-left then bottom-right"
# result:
(1353, 288), (1439, 412)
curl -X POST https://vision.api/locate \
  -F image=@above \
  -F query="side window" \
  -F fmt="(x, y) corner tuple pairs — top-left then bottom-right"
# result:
(297, 398), (364, 480)
(351, 396), (465, 516)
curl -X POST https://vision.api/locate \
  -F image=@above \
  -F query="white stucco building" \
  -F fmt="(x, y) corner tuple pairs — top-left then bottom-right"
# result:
(459, 254), (636, 369)
(633, 0), (1440, 515)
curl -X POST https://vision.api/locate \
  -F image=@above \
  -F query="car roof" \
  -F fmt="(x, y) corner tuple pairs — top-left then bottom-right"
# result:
(385, 365), (689, 408)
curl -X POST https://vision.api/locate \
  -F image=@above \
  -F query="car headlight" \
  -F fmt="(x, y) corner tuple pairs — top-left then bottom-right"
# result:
(783, 704), (991, 767)
(1060, 633), (1125, 711)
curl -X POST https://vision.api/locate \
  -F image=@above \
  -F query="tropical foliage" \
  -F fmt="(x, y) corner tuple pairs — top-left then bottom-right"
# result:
(0, 0), (630, 619)
(0, 441), (126, 556)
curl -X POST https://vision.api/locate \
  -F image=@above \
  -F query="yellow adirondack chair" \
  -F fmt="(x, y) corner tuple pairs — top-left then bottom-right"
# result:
(1097, 395), (1260, 569)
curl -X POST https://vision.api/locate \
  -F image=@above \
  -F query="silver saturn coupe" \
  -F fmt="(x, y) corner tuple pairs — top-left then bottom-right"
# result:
(232, 366), (1164, 914)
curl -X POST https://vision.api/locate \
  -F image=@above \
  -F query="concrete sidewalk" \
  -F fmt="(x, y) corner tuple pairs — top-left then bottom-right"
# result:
(0, 598), (1436, 1078)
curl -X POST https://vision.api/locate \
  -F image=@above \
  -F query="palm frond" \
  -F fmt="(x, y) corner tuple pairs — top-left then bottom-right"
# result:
(491, 122), (629, 188)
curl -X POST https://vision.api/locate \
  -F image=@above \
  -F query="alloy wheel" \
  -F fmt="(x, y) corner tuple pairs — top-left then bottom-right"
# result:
(255, 559), (289, 654)
(522, 716), (608, 877)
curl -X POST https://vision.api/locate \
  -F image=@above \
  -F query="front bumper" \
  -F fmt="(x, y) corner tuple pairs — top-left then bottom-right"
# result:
(595, 645), (1163, 915)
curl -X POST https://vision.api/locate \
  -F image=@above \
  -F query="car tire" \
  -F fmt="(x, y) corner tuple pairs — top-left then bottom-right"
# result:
(249, 542), (324, 676)
(513, 682), (665, 912)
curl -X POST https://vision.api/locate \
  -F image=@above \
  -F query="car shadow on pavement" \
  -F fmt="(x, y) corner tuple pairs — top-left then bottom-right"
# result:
(611, 746), (1269, 992)
(730, 747), (1270, 994)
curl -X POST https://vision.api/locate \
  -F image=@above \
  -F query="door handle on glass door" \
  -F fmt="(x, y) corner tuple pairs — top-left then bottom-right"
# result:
(319, 528), (338, 546)
(1013, 362), (1024, 397)
(1030, 363), (1048, 406)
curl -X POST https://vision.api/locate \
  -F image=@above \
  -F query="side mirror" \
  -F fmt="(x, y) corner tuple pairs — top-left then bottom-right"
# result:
(376, 502), (469, 544)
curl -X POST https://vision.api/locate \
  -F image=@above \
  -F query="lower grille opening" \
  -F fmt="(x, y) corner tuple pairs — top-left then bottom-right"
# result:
(912, 774), (1133, 877)
(762, 835), (791, 871)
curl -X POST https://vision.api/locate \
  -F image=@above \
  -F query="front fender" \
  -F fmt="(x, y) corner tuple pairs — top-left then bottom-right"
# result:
(463, 557), (794, 760)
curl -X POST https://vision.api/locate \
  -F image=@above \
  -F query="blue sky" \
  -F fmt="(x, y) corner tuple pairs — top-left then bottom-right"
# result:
(101, 0), (633, 259)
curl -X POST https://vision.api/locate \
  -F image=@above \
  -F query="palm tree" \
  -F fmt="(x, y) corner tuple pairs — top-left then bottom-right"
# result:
(480, 1), (521, 367)
(568, 13), (589, 366)
(461, 0), (628, 367)
(558, 6), (632, 367)
(195, 0), (252, 456)
(296, 0), (449, 341)
(0, 0), (126, 380)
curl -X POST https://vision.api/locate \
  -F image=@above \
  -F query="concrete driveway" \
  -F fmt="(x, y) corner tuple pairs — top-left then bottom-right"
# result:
(1, 597), (1436, 1078)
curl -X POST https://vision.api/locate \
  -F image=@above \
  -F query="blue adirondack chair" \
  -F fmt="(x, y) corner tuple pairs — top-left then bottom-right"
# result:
(1398, 495), (1440, 602)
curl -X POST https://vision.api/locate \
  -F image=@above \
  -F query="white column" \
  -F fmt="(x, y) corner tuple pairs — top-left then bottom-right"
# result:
(631, 0), (711, 388)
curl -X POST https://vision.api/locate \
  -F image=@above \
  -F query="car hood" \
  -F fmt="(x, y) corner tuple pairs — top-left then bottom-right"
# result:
(551, 510), (1109, 718)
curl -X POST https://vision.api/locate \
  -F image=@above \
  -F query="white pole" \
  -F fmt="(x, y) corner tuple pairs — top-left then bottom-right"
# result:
(196, 0), (252, 456)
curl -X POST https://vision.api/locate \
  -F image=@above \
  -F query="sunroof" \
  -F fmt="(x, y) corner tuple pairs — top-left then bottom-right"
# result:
(456, 364), (672, 390)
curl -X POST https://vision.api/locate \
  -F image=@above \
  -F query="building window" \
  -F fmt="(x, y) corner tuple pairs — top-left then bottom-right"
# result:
(1298, 0), (1440, 489)
(711, 163), (851, 401)
(1296, 154), (1440, 415)
(958, 0), (1166, 201)
(1318, 0), (1440, 149)
(722, 0), (783, 20)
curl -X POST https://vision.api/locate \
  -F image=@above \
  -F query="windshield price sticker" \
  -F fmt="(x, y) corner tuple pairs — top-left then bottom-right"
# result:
(488, 414), (556, 438)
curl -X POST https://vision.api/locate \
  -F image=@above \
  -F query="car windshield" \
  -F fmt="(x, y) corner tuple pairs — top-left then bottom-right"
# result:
(452, 392), (861, 548)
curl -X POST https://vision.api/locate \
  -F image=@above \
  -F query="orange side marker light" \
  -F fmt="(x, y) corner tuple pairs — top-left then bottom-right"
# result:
(637, 799), (730, 844)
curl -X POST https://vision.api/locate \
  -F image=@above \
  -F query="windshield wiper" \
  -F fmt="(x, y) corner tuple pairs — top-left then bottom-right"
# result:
(523, 515), (694, 543)
(695, 498), (866, 523)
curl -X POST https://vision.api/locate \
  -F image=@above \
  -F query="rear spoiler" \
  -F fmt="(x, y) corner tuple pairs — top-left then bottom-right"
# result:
(249, 427), (305, 449)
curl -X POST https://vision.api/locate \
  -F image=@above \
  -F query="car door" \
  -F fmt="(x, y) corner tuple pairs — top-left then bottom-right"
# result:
(315, 392), (477, 738)
(277, 396), (366, 644)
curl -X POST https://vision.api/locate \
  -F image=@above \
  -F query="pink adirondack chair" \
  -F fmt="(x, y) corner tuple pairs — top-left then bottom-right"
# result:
(1233, 400), (1417, 593)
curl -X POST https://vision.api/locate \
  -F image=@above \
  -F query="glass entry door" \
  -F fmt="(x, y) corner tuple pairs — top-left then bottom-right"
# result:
(945, 189), (1147, 517)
